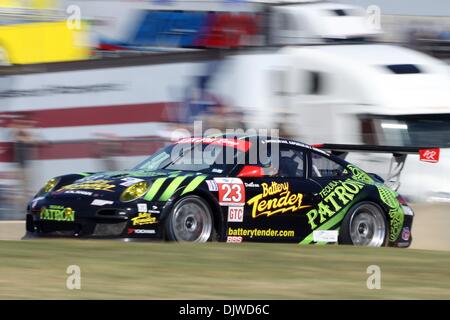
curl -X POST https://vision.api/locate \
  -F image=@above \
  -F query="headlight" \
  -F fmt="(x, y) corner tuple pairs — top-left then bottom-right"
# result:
(120, 181), (149, 202)
(43, 178), (59, 193)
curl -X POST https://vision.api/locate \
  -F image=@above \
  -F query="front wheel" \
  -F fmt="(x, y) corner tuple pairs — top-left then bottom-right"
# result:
(339, 202), (388, 247)
(165, 195), (213, 243)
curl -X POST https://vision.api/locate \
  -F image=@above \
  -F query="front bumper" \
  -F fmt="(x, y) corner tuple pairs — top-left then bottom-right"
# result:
(393, 205), (414, 248)
(26, 197), (162, 238)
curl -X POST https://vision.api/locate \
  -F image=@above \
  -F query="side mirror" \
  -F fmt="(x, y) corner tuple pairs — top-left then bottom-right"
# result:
(237, 165), (264, 178)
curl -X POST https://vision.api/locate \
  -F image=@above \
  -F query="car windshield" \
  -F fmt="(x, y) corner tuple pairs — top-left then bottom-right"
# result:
(133, 140), (249, 175)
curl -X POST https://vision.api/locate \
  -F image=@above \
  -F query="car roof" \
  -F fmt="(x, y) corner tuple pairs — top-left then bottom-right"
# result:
(217, 133), (333, 155)
(219, 133), (310, 148)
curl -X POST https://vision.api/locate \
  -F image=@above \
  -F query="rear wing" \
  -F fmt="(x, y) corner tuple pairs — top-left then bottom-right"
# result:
(313, 144), (441, 191)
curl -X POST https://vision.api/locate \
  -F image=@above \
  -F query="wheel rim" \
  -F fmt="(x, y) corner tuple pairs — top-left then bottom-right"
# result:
(349, 205), (386, 247)
(171, 198), (212, 242)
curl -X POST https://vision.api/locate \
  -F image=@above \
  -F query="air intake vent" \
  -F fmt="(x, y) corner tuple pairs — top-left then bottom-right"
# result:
(97, 209), (118, 216)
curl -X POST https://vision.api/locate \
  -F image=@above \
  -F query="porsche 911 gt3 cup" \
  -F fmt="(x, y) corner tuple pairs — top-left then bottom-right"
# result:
(26, 135), (415, 247)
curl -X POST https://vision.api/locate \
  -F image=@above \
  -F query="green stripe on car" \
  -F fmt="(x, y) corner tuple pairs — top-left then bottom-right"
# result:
(143, 178), (167, 201)
(299, 204), (352, 245)
(158, 176), (188, 201)
(78, 172), (91, 177)
(181, 175), (207, 195)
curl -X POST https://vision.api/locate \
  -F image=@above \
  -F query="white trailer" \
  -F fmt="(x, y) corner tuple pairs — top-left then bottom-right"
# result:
(210, 44), (450, 200)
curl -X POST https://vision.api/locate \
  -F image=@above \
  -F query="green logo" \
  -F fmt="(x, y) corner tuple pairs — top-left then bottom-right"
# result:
(376, 186), (404, 242)
(347, 165), (374, 184)
(306, 179), (365, 230)
(40, 205), (75, 222)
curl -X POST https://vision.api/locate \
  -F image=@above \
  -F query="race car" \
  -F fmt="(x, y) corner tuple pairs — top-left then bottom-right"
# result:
(26, 135), (414, 247)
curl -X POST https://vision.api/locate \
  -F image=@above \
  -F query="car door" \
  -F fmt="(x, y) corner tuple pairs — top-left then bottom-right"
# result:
(231, 143), (322, 243)
(300, 150), (365, 242)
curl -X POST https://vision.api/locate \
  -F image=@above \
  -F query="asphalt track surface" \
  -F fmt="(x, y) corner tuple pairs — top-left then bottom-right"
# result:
(1, 203), (449, 251)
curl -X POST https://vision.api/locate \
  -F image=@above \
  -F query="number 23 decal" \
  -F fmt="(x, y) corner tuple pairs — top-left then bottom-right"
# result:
(214, 178), (245, 206)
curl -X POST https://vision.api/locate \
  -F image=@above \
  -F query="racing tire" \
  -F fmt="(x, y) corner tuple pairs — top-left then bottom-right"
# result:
(339, 202), (388, 247)
(165, 195), (214, 243)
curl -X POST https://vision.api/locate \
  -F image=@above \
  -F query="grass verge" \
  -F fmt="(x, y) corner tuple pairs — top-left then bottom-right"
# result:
(0, 240), (449, 299)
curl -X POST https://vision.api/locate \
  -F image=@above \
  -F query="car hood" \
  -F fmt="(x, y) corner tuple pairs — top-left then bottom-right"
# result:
(48, 170), (207, 201)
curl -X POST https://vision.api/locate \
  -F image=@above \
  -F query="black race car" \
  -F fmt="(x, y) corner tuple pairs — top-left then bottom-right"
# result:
(26, 135), (414, 247)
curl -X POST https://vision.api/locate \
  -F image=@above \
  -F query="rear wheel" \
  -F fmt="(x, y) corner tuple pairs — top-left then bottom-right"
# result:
(165, 195), (213, 243)
(339, 202), (387, 247)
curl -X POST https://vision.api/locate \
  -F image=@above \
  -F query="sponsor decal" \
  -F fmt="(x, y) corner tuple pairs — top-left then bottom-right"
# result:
(128, 228), (156, 235)
(177, 137), (251, 152)
(206, 180), (219, 191)
(247, 182), (310, 218)
(401, 227), (410, 241)
(148, 210), (160, 214)
(58, 180), (115, 192)
(137, 203), (148, 212)
(131, 212), (157, 226)
(226, 236), (243, 243)
(120, 177), (145, 187)
(419, 148), (440, 163)
(228, 227), (295, 238)
(228, 207), (244, 222)
(40, 205), (75, 222)
(263, 139), (308, 148)
(346, 165), (374, 184)
(306, 179), (365, 230)
(377, 185), (404, 242)
(64, 190), (93, 196)
(245, 182), (260, 188)
(91, 199), (114, 206)
(313, 230), (338, 243)
(214, 178), (245, 206)
(300, 170), (371, 245)
(264, 139), (328, 154)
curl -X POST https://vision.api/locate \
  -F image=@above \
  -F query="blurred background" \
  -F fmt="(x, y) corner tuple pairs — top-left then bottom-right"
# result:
(0, 0), (449, 219)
